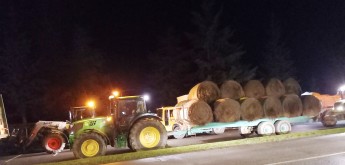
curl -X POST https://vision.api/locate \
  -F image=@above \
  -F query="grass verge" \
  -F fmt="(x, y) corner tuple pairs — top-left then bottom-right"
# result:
(40, 127), (345, 165)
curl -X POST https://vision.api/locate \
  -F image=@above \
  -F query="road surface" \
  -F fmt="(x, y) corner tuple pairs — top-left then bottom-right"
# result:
(1, 121), (345, 165)
(105, 133), (345, 165)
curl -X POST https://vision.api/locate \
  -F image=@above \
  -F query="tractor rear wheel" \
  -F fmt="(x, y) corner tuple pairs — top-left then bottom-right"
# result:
(43, 133), (66, 154)
(129, 118), (167, 151)
(72, 133), (106, 158)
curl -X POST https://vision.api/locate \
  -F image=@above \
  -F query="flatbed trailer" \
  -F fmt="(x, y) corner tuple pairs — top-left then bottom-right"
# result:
(169, 116), (312, 138)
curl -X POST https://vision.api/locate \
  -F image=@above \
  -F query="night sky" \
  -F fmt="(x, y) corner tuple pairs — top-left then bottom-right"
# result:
(1, 0), (345, 123)
(57, 0), (345, 92)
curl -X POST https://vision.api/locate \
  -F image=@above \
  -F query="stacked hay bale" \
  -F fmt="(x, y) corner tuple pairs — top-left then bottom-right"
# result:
(283, 77), (321, 117)
(240, 97), (264, 121)
(300, 95), (321, 116)
(241, 80), (265, 120)
(265, 78), (285, 97)
(172, 77), (319, 127)
(213, 98), (241, 122)
(174, 99), (213, 126)
(281, 94), (303, 117)
(243, 80), (265, 99)
(283, 78), (302, 96)
(188, 81), (220, 104)
(220, 80), (245, 100)
(173, 81), (218, 126)
(259, 96), (283, 118)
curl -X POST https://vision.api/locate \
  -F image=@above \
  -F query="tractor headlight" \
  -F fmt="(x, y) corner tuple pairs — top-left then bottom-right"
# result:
(106, 116), (112, 122)
(335, 106), (344, 111)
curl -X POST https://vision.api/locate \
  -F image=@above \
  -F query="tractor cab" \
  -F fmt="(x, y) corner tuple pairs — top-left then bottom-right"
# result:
(109, 95), (150, 132)
(69, 106), (95, 123)
(333, 85), (345, 113)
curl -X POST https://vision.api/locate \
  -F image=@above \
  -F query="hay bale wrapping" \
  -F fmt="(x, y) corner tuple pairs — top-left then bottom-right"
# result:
(240, 98), (264, 121)
(174, 99), (213, 126)
(220, 80), (245, 100)
(301, 95), (322, 117)
(265, 78), (286, 97)
(281, 94), (303, 117)
(243, 80), (265, 99)
(213, 98), (241, 122)
(260, 96), (283, 118)
(283, 78), (302, 95)
(188, 81), (220, 104)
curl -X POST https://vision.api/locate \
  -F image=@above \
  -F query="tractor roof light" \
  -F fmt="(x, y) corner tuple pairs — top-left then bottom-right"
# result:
(108, 95), (115, 100)
(143, 94), (150, 101)
(109, 90), (120, 100)
(339, 85), (345, 92)
(112, 91), (120, 97)
(87, 101), (95, 108)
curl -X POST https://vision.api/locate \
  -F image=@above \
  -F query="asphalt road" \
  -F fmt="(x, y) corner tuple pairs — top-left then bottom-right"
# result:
(1, 121), (345, 165)
(105, 133), (345, 165)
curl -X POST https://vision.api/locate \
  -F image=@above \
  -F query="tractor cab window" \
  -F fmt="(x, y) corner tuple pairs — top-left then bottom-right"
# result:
(118, 99), (146, 116)
(70, 107), (94, 122)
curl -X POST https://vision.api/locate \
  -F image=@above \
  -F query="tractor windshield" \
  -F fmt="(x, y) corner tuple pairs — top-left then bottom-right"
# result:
(118, 99), (146, 116)
(70, 107), (94, 122)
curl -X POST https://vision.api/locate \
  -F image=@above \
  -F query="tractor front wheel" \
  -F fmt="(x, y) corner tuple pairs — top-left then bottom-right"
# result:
(129, 118), (167, 151)
(72, 133), (106, 158)
(43, 133), (66, 154)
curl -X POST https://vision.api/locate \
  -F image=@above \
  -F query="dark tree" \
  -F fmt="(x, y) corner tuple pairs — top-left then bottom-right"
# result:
(147, 29), (196, 107)
(260, 16), (295, 80)
(43, 26), (113, 118)
(189, 1), (255, 84)
(0, 6), (44, 124)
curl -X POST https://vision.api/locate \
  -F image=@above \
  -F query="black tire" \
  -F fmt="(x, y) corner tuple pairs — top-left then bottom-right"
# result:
(173, 125), (186, 139)
(72, 133), (107, 158)
(42, 133), (66, 154)
(129, 118), (167, 151)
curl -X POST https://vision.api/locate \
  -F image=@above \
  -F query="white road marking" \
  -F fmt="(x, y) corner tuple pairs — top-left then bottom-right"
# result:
(265, 151), (345, 165)
(5, 154), (22, 163)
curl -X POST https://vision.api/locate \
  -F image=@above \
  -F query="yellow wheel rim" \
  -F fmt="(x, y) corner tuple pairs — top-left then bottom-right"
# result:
(81, 139), (99, 157)
(139, 126), (160, 148)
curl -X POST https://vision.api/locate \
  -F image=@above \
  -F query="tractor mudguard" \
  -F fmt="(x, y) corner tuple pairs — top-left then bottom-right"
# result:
(129, 113), (162, 127)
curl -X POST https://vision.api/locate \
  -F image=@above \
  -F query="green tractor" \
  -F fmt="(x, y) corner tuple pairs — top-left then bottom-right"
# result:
(68, 94), (167, 158)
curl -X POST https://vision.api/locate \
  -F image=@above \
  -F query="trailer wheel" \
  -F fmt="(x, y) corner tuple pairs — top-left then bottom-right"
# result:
(129, 118), (167, 151)
(257, 122), (275, 136)
(72, 133), (106, 158)
(173, 125), (186, 139)
(274, 120), (291, 135)
(211, 128), (225, 135)
(43, 133), (66, 154)
(239, 126), (253, 138)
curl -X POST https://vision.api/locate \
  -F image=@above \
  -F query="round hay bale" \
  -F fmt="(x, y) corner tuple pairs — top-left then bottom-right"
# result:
(301, 95), (322, 117)
(283, 78), (302, 95)
(260, 96), (283, 118)
(281, 94), (303, 117)
(243, 80), (265, 99)
(213, 98), (241, 122)
(240, 98), (264, 121)
(220, 80), (245, 99)
(266, 78), (286, 97)
(174, 99), (213, 125)
(188, 81), (220, 104)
